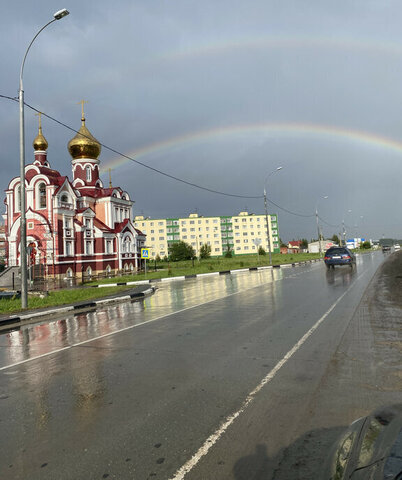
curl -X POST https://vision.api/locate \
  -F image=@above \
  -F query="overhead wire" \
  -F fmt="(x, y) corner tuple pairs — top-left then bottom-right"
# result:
(1, 93), (332, 221)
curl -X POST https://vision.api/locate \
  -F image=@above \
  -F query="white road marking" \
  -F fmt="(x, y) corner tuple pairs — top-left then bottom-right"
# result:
(169, 269), (368, 480)
(0, 266), (316, 372)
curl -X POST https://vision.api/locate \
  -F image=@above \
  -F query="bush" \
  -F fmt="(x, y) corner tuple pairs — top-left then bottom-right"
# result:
(360, 241), (371, 249)
(169, 241), (196, 261)
(224, 248), (233, 258)
(258, 246), (266, 255)
(200, 244), (211, 259)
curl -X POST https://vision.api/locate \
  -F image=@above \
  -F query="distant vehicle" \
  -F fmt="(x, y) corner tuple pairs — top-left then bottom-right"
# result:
(326, 404), (402, 479)
(382, 245), (392, 252)
(394, 244), (400, 251)
(324, 247), (356, 268)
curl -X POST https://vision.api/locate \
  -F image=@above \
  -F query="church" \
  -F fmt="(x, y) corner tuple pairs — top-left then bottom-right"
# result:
(3, 105), (146, 279)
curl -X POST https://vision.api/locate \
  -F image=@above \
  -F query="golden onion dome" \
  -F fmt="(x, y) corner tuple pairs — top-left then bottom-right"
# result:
(33, 126), (48, 151)
(68, 117), (101, 160)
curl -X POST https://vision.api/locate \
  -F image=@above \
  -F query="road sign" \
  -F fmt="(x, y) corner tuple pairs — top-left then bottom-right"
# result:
(141, 248), (149, 259)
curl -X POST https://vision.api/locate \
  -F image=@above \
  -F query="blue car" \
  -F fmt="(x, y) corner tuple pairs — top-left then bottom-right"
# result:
(324, 247), (355, 269)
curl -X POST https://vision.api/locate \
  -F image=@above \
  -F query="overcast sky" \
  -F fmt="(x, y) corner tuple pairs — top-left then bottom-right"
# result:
(3, 0), (402, 241)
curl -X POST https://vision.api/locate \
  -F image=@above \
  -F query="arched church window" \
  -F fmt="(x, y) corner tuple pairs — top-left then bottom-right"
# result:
(39, 183), (46, 209)
(15, 185), (21, 212)
(86, 166), (91, 182)
(61, 194), (68, 203)
(124, 237), (131, 253)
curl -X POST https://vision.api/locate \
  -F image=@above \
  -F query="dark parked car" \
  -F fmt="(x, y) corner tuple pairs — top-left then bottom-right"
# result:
(382, 244), (392, 252)
(326, 405), (402, 479)
(324, 247), (355, 268)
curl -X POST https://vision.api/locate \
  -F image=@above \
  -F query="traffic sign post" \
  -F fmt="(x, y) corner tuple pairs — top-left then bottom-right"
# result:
(141, 248), (149, 277)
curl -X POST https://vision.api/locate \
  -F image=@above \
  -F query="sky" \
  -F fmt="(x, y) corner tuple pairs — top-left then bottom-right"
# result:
(2, 0), (402, 242)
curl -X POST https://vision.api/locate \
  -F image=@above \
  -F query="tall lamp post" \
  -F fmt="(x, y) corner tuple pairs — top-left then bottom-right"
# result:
(264, 166), (283, 265)
(315, 195), (328, 257)
(19, 8), (69, 308)
(342, 209), (352, 247)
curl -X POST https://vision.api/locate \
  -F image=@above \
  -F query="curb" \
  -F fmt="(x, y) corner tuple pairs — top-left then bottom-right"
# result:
(89, 259), (322, 287)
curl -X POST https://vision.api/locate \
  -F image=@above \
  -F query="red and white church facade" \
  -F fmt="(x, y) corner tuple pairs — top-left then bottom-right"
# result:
(3, 111), (145, 279)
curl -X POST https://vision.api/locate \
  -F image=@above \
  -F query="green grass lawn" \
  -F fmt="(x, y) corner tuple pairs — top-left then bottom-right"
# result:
(89, 252), (321, 286)
(0, 286), (134, 315)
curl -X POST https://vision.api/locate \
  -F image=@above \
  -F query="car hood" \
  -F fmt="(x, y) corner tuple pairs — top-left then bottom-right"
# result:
(328, 405), (402, 479)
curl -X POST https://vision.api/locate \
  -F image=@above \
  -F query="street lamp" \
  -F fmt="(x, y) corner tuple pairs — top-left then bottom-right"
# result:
(264, 166), (283, 265)
(19, 8), (69, 308)
(342, 209), (352, 247)
(315, 195), (328, 257)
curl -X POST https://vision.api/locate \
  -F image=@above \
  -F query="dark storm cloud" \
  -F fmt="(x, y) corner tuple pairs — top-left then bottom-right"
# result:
(2, 0), (402, 241)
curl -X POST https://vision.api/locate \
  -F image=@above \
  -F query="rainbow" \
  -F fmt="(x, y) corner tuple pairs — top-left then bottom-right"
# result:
(159, 34), (402, 63)
(100, 123), (402, 173)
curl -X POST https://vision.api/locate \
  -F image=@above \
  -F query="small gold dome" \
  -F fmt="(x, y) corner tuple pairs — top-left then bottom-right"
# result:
(68, 118), (101, 160)
(33, 126), (48, 151)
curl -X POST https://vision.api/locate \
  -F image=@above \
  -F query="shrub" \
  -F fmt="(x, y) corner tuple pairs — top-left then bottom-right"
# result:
(258, 246), (266, 255)
(169, 241), (196, 261)
(200, 244), (211, 259)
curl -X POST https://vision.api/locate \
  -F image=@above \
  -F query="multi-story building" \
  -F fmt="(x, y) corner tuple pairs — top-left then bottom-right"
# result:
(134, 211), (279, 258)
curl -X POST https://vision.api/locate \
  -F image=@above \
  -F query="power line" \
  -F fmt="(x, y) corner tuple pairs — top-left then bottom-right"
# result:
(0, 93), (318, 219)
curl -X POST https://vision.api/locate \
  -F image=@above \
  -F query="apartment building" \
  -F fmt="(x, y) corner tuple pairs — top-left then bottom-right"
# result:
(134, 212), (279, 258)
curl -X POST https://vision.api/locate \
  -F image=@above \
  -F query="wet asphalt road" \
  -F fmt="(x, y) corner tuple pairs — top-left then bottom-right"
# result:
(0, 252), (400, 479)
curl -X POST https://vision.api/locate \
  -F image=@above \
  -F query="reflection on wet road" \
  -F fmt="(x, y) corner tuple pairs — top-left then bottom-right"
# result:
(0, 254), (381, 370)
(1, 264), (305, 369)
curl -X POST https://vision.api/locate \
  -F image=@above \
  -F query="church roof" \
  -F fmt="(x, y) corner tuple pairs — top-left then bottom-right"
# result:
(94, 218), (112, 232)
(78, 187), (117, 198)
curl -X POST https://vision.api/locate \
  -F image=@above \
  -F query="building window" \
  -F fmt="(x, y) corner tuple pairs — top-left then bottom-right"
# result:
(15, 185), (21, 212)
(86, 166), (91, 182)
(106, 240), (112, 253)
(66, 268), (73, 278)
(66, 241), (72, 256)
(28, 222), (34, 230)
(39, 182), (46, 209)
(124, 237), (132, 253)
(85, 241), (92, 255)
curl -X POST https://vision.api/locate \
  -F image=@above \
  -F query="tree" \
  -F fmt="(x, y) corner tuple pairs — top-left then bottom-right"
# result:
(169, 241), (195, 261)
(258, 246), (266, 256)
(331, 234), (340, 245)
(360, 241), (371, 249)
(300, 238), (308, 249)
(199, 244), (211, 259)
(224, 245), (233, 258)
